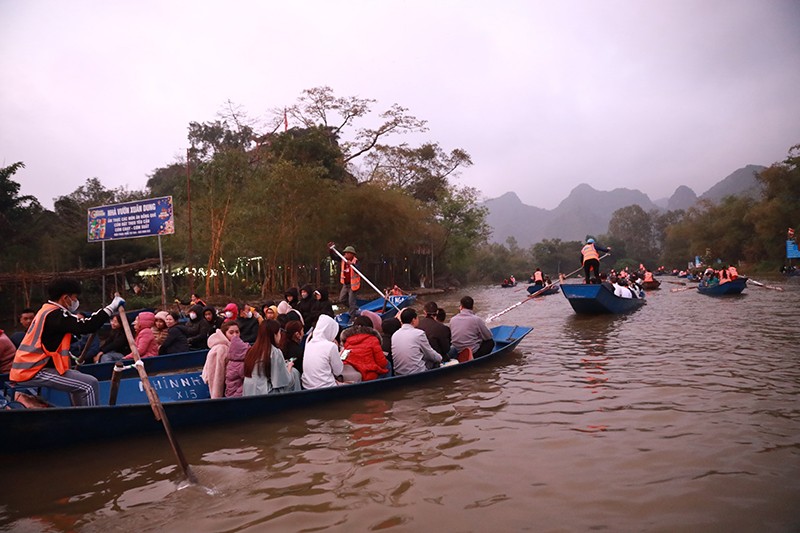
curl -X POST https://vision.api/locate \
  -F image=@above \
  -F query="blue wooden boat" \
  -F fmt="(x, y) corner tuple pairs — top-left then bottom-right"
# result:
(76, 349), (210, 380)
(0, 325), (531, 452)
(697, 277), (748, 296)
(335, 294), (415, 328)
(561, 284), (646, 314)
(526, 284), (560, 296)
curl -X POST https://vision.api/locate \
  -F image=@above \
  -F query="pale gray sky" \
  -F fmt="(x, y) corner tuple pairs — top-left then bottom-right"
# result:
(2, 0), (799, 210)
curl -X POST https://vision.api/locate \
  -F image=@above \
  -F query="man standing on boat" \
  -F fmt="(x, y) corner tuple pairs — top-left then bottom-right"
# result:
(328, 242), (360, 317)
(10, 277), (125, 406)
(580, 238), (611, 284)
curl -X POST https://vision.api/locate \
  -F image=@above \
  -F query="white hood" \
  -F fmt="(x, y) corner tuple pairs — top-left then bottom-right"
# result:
(310, 314), (338, 343)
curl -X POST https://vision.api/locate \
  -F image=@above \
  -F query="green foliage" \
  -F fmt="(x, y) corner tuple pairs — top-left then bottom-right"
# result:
(607, 204), (657, 265)
(0, 89), (486, 299)
(0, 162), (48, 272)
(530, 238), (583, 276)
(658, 144), (799, 269)
(362, 142), (473, 202)
(748, 144), (800, 263)
(435, 186), (490, 278)
(266, 126), (351, 182)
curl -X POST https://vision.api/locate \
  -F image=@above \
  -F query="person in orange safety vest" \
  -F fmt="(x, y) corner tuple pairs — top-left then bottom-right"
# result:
(580, 238), (611, 284)
(328, 243), (361, 316)
(10, 278), (125, 406)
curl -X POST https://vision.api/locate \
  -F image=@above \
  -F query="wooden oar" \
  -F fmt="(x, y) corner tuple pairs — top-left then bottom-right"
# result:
(747, 279), (784, 291)
(75, 332), (97, 365)
(670, 285), (696, 293)
(118, 305), (197, 484)
(487, 254), (611, 322)
(663, 280), (687, 286)
(330, 244), (401, 312)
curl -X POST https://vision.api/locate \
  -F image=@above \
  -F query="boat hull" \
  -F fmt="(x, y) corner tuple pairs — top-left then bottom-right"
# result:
(697, 277), (748, 296)
(642, 280), (661, 290)
(0, 325), (531, 452)
(526, 284), (560, 296)
(335, 294), (415, 328)
(561, 284), (646, 314)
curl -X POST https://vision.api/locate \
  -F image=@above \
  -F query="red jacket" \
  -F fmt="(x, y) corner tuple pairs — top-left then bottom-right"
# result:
(344, 332), (388, 381)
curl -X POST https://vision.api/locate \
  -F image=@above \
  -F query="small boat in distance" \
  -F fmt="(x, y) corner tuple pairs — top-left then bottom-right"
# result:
(561, 283), (646, 314)
(335, 294), (416, 328)
(697, 277), (748, 296)
(526, 284), (560, 296)
(642, 279), (661, 290)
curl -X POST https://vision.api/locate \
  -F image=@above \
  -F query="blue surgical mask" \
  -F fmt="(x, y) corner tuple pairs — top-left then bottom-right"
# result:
(68, 298), (80, 313)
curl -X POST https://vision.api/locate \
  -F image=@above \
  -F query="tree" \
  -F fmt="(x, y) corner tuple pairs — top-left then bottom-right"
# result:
(360, 142), (473, 202)
(287, 86), (428, 164)
(607, 205), (657, 266)
(434, 186), (490, 278)
(52, 178), (150, 271)
(651, 209), (684, 264)
(265, 126), (352, 183)
(749, 144), (800, 263)
(530, 238), (583, 276)
(0, 162), (49, 271)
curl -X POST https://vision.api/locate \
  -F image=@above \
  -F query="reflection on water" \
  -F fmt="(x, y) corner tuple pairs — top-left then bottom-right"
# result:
(2, 279), (800, 531)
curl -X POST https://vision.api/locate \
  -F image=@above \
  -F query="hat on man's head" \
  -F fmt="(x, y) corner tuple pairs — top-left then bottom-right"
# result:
(343, 246), (357, 255)
(587, 238), (595, 244)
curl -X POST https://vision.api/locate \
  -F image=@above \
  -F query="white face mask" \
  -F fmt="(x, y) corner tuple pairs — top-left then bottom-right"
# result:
(245, 311), (253, 319)
(225, 311), (234, 319)
(189, 312), (197, 320)
(68, 297), (80, 313)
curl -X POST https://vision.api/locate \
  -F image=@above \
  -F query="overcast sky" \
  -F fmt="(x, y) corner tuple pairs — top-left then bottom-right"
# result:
(2, 0), (799, 210)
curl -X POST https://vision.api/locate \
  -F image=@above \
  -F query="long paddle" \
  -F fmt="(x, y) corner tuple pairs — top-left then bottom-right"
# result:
(487, 253), (611, 322)
(329, 244), (401, 312)
(117, 305), (197, 484)
(663, 280), (687, 286)
(747, 278), (784, 291)
(75, 332), (97, 365)
(670, 285), (696, 293)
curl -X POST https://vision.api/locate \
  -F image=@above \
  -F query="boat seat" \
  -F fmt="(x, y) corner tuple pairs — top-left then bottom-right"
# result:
(2, 382), (55, 408)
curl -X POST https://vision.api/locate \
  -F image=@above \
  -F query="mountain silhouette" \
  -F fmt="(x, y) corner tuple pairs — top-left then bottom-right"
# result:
(484, 165), (765, 247)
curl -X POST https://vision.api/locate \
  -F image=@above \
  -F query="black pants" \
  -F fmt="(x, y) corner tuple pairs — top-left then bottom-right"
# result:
(584, 259), (600, 283)
(475, 339), (495, 358)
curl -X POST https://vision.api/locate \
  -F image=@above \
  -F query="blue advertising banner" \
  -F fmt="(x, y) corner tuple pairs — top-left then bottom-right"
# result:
(87, 196), (174, 242)
(787, 240), (800, 259)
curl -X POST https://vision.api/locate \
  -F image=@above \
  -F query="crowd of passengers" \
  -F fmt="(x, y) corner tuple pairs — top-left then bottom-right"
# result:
(1, 289), (495, 400)
(696, 266), (740, 287)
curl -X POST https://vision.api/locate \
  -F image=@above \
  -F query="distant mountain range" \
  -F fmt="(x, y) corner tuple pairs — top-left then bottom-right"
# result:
(484, 164), (766, 247)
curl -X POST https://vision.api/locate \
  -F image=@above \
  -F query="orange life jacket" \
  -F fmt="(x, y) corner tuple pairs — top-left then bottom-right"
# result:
(728, 266), (738, 279)
(10, 303), (72, 382)
(581, 244), (599, 262)
(340, 258), (361, 291)
(644, 272), (654, 282)
(533, 271), (544, 283)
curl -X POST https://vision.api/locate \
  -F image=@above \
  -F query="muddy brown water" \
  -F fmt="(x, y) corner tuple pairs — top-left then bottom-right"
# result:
(2, 278), (799, 532)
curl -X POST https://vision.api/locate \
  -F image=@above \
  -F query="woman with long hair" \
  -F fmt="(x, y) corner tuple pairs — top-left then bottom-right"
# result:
(280, 320), (305, 375)
(243, 319), (301, 395)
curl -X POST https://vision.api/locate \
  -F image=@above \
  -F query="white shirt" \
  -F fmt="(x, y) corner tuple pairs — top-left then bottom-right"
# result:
(613, 283), (633, 299)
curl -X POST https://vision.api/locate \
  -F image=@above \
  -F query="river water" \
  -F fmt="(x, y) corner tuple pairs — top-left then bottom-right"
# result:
(2, 277), (799, 532)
